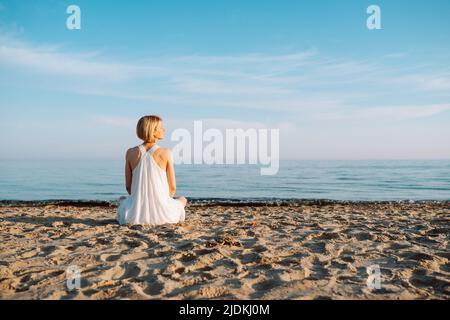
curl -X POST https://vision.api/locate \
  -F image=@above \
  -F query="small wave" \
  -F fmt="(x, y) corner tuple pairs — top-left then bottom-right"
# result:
(0, 199), (114, 207)
(2, 198), (449, 208)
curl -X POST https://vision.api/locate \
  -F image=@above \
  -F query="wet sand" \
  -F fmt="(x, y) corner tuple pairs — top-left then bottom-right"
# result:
(0, 201), (449, 299)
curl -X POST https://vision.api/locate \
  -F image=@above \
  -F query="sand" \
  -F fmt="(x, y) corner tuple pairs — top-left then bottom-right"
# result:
(0, 201), (449, 299)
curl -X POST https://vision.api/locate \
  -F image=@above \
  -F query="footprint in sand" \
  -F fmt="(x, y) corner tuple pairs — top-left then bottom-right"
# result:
(315, 232), (342, 241)
(303, 241), (327, 254)
(142, 274), (165, 296)
(99, 261), (145, 281)
(238, 252), (262, 265)
(120, 261), (144, 280)
(122, 239), (148, 249)
(194, 248), (216, 256)
(354, 231), (377, 241)
(177, 252), (197, 263)
(40, 245), (72, 257)
(409, 268), (449, 290)
(99, 264), (125, 280)
(279, 269), (307, 282)
(40, 245), (57, 255)
(401, 251), (435, 262)
(251, 278), (281, 296)
(20, 249), (39, 259)
(99, 253), (123, 262)
(17, 269), (66, 291)
(174, 241), (194, 251)
(388, 241), (412, 250)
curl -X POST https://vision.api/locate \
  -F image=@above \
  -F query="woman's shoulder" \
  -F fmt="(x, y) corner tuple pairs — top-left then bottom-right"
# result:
(125, 146), (140, 159)
(127, 146), (140, 153)
(153, 146), (173, 161)
(155, 146), (172, 156)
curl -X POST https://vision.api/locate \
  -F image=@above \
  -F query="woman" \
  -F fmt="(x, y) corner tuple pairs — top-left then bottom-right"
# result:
(117, 115), (187, 225)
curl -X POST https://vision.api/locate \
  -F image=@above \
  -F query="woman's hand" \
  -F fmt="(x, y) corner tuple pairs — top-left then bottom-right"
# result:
(165, 149), (177, 197)
(125, 149), (133, 195)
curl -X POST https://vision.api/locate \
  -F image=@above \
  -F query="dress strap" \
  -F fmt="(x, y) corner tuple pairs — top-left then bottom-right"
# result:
(139, 144), (159, 155)
(138, 145), (146, 156)
(148, 144), (160, 155)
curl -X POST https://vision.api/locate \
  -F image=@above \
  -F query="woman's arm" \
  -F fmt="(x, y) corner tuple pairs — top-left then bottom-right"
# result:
(125, 149), (132, 195)
(165, 149), (177, 198)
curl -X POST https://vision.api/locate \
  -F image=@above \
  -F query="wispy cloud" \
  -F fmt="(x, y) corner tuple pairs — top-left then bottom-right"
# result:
(391, 74), (450, 93)
(0, 34), (163, 80)
(318, 104), (450, 121)
(90, 115), (136, 127)
(2, 32), (450, 120)
(171, 51), (316, 65)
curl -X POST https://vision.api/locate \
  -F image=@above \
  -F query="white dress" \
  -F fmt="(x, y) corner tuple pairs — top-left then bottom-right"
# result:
(117, 144), (185, 225)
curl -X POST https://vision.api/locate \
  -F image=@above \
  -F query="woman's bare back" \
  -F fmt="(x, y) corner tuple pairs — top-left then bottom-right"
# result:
(124, 144), (181, 202)
(127, 145), (168, 172)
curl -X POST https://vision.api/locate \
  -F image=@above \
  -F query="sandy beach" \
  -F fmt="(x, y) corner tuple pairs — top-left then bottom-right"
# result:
(0, 201), (449, 300)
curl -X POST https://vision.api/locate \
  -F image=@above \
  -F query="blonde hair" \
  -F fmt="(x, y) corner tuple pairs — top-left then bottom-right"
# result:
(136, 115), (162, 143)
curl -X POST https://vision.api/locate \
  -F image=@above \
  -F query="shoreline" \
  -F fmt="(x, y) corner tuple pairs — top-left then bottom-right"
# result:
(1, 198), (449, 208)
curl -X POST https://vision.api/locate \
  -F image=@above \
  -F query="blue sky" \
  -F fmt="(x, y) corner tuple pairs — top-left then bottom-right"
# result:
(0, 0), (450, 160)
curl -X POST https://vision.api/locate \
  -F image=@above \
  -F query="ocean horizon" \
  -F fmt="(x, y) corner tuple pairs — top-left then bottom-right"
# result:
(1, 159), (449, 202)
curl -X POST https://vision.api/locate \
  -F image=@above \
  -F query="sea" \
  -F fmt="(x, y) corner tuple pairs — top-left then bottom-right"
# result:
(0, 160), (449, 204)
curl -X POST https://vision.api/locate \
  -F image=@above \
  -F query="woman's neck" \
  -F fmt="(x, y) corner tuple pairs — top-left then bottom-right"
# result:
(143, 141), (157, 147)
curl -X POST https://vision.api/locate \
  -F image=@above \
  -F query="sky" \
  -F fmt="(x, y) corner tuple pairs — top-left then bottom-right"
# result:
(0, 0), (450, 160)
